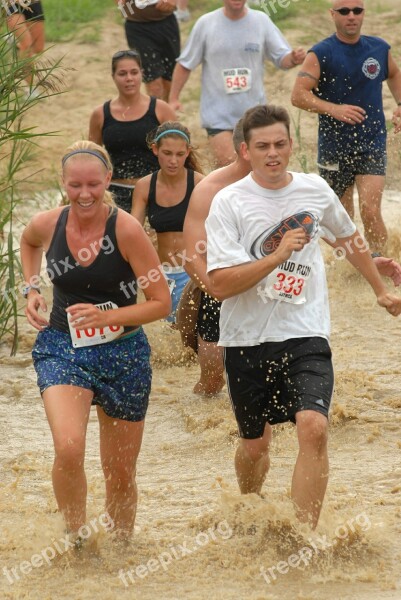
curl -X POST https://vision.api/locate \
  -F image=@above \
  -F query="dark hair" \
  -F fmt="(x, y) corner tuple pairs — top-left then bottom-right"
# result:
(232, 117), (244, 153)
(242, 105), (291, 143)
(111, 49), (142, 75)
(147, 121), (203, 173)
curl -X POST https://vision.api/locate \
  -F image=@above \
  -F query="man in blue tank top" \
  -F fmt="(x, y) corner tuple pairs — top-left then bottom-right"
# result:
(291, 0), (401, 254)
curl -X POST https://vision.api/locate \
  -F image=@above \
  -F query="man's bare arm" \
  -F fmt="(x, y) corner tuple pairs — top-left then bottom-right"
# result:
(387, 51), (401, 133)
(183, 186), (212, 292)
(291, 52), (366, 124)
(169, 63), (192, 112)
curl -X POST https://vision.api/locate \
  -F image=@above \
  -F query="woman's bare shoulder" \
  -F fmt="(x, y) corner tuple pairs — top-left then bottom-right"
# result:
(23, 206), (65, 246)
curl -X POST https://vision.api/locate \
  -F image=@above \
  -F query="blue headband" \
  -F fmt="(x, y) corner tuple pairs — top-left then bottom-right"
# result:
(154, 129), (190, 144)
(62, 150), (109, 169)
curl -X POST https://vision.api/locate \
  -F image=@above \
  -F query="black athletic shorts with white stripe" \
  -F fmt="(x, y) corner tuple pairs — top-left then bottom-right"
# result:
(224, 336), (333, 439)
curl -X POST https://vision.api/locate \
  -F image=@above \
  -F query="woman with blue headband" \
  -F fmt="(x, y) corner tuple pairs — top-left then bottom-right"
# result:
(132, 121), (204, 323)
(20, 140), (171, 544)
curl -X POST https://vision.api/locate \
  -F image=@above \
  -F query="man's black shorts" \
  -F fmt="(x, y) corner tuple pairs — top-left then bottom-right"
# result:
(197, 292), (221, 343)
(224, 337), (334, 439)
(124, 15), (180, 83)
(318, 150), (386, 198)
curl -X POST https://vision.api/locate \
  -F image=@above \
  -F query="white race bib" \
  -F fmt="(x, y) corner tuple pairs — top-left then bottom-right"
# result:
(68, 301), (124, 348)
(222, 68), (251, 94)
(260, 260), (311, 304)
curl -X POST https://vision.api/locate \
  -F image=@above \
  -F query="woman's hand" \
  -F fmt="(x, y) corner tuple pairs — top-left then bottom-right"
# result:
(66, 303), (107, 330)
(25, 292), (49, 331)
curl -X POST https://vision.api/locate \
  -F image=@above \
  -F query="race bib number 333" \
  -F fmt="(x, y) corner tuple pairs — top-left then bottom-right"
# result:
(68, 301), (124, 348)
(222, 68), (251, 94)
(261, 260), (311, 304)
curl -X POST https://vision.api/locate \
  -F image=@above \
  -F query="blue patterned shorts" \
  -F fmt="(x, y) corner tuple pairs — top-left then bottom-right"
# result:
(163, 269), (190, 323)
(32, 326), (151, 422)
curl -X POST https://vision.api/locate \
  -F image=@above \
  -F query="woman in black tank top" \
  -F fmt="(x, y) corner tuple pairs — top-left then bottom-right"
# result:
(132, 122), (204, 323)
(20, 140), (171, 542)
(89, 50), (176, 212)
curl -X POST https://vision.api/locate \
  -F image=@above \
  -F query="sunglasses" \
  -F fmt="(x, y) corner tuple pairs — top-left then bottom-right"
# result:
(333, 7), (364, 15)
(112, 50), (141, 61)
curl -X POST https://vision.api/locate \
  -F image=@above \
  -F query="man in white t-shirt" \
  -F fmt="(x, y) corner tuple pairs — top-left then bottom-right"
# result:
(205, 104), (401, 528)
(168, 0), (305, 167)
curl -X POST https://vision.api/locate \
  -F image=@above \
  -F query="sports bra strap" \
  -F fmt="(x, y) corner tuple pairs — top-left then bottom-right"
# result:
(148, 170), (159, 205)
(103, 100), (112, 120)
(149, 96), (157, 116)
(187, 168), (195, 196)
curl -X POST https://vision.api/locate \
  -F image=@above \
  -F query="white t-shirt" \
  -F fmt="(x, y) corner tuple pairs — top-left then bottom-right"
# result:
(206, 172), (356, 346)
(177, 8), (291, 129)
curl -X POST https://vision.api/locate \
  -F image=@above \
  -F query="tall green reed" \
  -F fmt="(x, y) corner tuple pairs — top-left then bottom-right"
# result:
(0, 27), (65, 354)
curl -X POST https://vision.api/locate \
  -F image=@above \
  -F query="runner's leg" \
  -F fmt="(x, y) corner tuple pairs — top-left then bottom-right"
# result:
(43, 385), (93, 532)
(235, 423), (272, 494)
(292, 410), (329, 529)
(97, 408), (145, 537)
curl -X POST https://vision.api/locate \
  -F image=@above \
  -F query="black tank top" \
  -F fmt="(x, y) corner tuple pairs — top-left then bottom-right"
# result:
(147, 169), (195, 233)
(47, 207), (138, 334)
(102, 97), (160, 180)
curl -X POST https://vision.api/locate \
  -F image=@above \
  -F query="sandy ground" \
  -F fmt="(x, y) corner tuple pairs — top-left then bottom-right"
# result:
(1, 3), (401, 599)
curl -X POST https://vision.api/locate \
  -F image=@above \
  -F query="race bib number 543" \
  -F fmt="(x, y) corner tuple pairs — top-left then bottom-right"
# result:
(68, 301), (124, 348)
(222, 68), (251, 94)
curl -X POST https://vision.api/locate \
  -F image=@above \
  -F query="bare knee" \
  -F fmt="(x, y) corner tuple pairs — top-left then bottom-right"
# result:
(103, 462), (136, 491)
(145, 78), (164, 100)
(208, 132), (235, 168)
(240, 436), (270, 463)
(360, 203), (382, 224)
(297, 412), (328, 454)
(54, 437), (86, 470)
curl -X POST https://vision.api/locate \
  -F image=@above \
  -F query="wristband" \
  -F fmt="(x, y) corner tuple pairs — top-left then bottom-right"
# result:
(22, 285), (41, 299)
(371, 252), (382, 259)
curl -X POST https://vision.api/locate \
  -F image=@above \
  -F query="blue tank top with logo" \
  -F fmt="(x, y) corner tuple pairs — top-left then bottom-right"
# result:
(310, 34), (390, 163)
